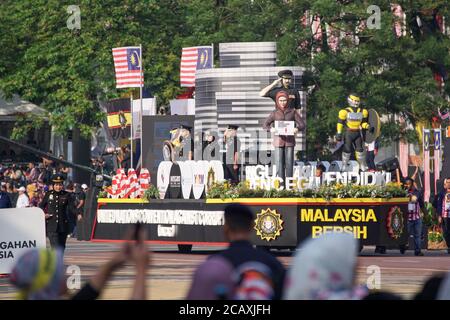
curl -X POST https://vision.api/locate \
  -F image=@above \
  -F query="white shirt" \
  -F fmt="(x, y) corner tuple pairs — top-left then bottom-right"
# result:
(16, 193), (30, 208)
(366, 141), (376, 152)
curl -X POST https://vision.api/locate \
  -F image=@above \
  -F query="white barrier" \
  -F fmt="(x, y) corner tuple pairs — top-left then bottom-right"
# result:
(157, 161), (173, 199)
(0, 208), (47, 274)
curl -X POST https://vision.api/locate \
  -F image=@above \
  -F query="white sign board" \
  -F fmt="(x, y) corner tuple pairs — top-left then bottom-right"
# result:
(156, 161), (173, 199)
(132, 98), (157, 139)
(179, 160), (194, 200)
(0, 208), (47, 274)
(274, 121), (294, 136)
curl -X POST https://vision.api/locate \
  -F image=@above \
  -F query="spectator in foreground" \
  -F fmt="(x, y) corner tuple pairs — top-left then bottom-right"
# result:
(283, 232), (368, 300)
(437, 272), (450, 300)
(186, 256), (235, 300)
(9, 227), (150, 300)
(214, 203), (286, 299)
(414, 274), (446, 300)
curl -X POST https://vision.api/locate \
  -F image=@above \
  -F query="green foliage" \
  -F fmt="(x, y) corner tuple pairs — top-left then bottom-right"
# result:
(97, 189), (108, 198)
(428, 230), (444, 243)
(1, 0), (449, 148)
(143, 184), (160, 200)
(0, 0), (186, 138)
(206, 181), (407, 200)
(422, 202), (439, 227)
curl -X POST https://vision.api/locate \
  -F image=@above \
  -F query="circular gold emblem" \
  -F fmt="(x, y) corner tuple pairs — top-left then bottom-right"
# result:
(254, 208), (284, 241)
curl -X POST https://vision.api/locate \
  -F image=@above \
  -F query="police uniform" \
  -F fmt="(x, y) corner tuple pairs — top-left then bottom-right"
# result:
(39, 174), (71, 251)
(265, 70), (302, 110)
(336, 94), (369, 171)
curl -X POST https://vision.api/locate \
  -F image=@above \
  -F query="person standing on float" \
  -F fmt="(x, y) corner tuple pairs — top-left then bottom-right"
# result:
(263, 91), (305, 184)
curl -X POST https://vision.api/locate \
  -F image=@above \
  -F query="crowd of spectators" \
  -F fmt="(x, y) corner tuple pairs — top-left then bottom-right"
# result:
(0, 153), (87, 237)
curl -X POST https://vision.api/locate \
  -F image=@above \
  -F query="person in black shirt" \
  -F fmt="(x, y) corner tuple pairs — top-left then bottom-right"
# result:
(214, 203), (286, 299)
(259, 69), (302, 111)
(0, 183), (12, 208)
(39, 174), (72, 252)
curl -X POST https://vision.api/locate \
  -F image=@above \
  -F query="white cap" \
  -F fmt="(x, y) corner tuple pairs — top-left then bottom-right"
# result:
(81, 184), (88, 189)
(18, 186), (26, 192)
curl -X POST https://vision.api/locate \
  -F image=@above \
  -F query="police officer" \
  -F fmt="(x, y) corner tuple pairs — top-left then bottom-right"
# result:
(259, 69), (302, 111)
(39, 174), (72, 252)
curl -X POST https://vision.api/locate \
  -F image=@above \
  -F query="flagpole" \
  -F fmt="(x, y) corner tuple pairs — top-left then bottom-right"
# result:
(130, 91), (134, 169)
(211, 43), (214, 67)
(139, 44), (143, 170)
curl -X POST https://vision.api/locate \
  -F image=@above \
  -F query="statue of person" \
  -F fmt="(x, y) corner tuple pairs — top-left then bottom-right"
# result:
(259, 69), (302, 111)
(263, 91), (305, 184)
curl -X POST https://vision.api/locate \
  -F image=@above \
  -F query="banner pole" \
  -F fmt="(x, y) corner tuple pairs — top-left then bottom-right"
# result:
(130, 92), (134, 168)
(140, 44), (143, 170)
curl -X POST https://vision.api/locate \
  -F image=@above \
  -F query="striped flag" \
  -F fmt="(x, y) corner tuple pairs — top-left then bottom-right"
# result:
(112, 46), (143, 88)
(180, 46), (213, 87)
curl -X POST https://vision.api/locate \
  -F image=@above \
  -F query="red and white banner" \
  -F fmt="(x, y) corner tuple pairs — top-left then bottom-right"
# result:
(107, 168), (151, 199)
(423, 129), (431, 202)
(434, 128), (442, 191)
(398, 117), (408, 178)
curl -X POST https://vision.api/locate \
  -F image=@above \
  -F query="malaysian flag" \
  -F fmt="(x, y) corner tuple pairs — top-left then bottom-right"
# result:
(112, 46), (143, 88)
(180, 46), (213, 87)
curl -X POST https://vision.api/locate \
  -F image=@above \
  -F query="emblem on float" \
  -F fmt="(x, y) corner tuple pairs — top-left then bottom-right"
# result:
(254, 208), (284, 241)
(386, 206), (404, 239)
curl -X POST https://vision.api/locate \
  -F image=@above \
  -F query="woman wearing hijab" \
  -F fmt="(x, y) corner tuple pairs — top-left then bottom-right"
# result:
(283, 232), (368, 300)
(10, 227), (150, 300)
(186, 256), (235, 300)
(263, 91), (305, 184)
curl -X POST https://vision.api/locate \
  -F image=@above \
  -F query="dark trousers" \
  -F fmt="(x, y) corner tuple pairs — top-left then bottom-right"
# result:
(68, 212), (76, 235)
(366, 151), (376, 170)
(443, 217), (450, 248)
(47, 232), (68, 251)
(224, 165), (239, 184)
(274, 146), (294, 183)
(407, 219), (423, 253)
(343, 130), (364, 153)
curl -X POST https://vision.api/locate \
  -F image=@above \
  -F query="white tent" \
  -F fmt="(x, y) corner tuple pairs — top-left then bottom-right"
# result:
(0, 92), (46, 120)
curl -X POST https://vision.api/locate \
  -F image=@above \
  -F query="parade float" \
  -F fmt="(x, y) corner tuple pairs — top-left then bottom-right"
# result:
(92, 160), (410, 253)
(91, 41), (450, 253)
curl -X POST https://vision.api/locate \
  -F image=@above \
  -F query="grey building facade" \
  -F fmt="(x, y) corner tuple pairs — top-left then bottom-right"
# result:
(194, 42), (307, 164)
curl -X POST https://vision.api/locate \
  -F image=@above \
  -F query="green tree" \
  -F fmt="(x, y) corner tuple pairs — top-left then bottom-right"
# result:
(0, 0), (186, 138)
(288, 0), (450, 158)
(1, 0), (449, 162)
